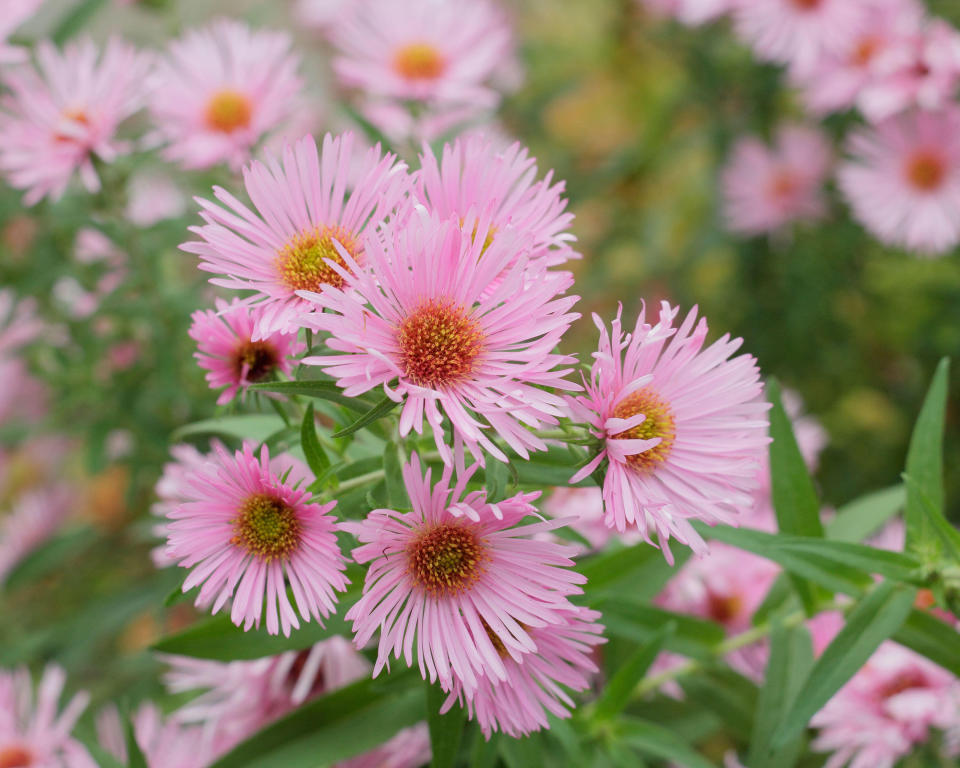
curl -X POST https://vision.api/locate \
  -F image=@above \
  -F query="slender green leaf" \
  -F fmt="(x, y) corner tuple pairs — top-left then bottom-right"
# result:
(300, 404), (330, 480)
(469, 729), (499, 768)
(426, 681), (466, 768)
(826, 485), (906, 543)
(902, 474), (960, 561)
(125, 719), (148, 768)
(618, 718), (717, 768)
(594, 623), (675, 721)
(680, 667), (758, 743)
(581, 541), (690, 602)
(3, 527), (98, 590)
(332, 395), (398, 438)
(498, 732), (543, 768)
(485, 458), (508, 502)
(171, 414), (284, 444)
(600, 603), (724, 660)
(384, 441), (407, 509)
(893, 609), (960, 677)
(247, 380), (375, 413)
(53, 0), (107, 44)
(511, 444), (592, 488)
(772, 582), (916, 747)
(904, 358), (949, 555)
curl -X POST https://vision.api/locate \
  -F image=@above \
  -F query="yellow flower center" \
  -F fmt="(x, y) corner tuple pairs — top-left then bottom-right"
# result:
(611, 386), (676, 473)
(393, 42), (446, 80)
(205, 90), (253, 134)
(276, 226), (361, 293)
(397, 299), (484, 389)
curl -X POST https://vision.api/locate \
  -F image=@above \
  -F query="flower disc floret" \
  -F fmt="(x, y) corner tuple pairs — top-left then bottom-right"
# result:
(397, 300), (485, 389)
(408, 522), (486, 595)
(232, 493), (302, 561)
(611, 386), (675, 472)
(277, 225), (361, 293)
(205, 90), (253, 134)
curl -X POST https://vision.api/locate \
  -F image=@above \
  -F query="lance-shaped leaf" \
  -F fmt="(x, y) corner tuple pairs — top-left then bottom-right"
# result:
(618, 718), (717, 768)
(593, 622), (675, 721)
(247, 379), (376, 413)
(426, 681), (466, 768)
(332, 395), (398, 438)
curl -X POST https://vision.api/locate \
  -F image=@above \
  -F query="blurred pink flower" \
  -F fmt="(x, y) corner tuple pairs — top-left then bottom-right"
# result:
(640, 0), (734, 26)
(0, 289), (42, 355)
(0, 357), (46, 426)
(338, 724), (432, 768)
(165, 441), (348, 637)
(568, 302), (769, 562)
(0, 38), (151, 204)
(0, 0), (43, 65)
(543, 486), (642, 552)
(294, 0), (354, 32)
(183, 132), (409, 339)
(125, 171), (186, 227)
(97, 704), (211, 768)
(0, 487), (72, 586)
(722, 124), (832, 235)
(838, 107), (960, 255)
(189, 297), (305, 406)
(148, 19), (302, 170)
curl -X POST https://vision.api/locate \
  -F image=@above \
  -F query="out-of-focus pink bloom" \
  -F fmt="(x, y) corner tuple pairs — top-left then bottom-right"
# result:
(346, 454), (586, 695)
(189, 298), (305, 406)
(301, 210), (579, 466)
(107, 342), (140, 372)
(440, 606), (606, 738)
(0, 665), (95, 768)
(0, 38), (152, 205)
(811, 642), (960, 768)
(73, 228), (119, 265)
(0, 0), (43, 65)
(165, 441), (348, 637)
(183, 132), (409, 339)
(52, 277), (97, 320)
(338, 724), (432, 768)
(97, 704), (211, 768)
(125, 171), (186, 227)
(0, 487), (71, 586)
(568, 303), (769, 562)
(148, 19), (302, 171)
(354, 99), (492, 146)
(295, 0), (353, 32)
(543, 487), (642, 552)
(838, 107), (960, 256)
(0, 289), (42, 355)
(640, 0), (734, 26)
(722, 124), (832, 235)
(0, 357), (46, 426)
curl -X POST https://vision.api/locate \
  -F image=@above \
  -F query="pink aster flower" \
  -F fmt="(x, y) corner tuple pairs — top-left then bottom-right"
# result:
(0, 38), (151, 205)
(0, 357), (46, 427)
(189, 298), (305, 405)
(0, 0), (43, 65)
(301, 210), (579, 466)
(0, 665), (95, 768)
(295, 0), (354, 33)
(0, 487), (72, 586)
(183, 132), (410, 340)
(440, 606), (606, 738)
(733, 0), (871, 75)
(339, 724), (432, 768)
(346, 453), (587, 695)
(97, 704), (210, 768)
(165, 441), (348, 637)
(722, 124), (832, 235)
(811, 642), (960, 768)
(640, 0), (734, 26)
(125, 171), (186, 227)
(0, 290), (42, 355)
(415, 135), (579, 274)
(838, 107), (960, 255)
(568, 302), (769, 562)
(148, 19), (302, 171)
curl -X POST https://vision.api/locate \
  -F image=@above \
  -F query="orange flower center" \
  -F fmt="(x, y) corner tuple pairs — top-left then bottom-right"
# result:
(205, 90), (253, 133)
(233, 340), (280, 383)
(706, 590), (742, 624)
(852, 36), (881, 67)
(790, 0), (821, 9)
(905, 150), (947, 192)
(232, 493), (302, 561)
(408, 522), (486, 596)
(611, 386), (676, 473)
(397, 299), (484, 389)
(879, 669), (927, 699)
(53, 109), (90, 143)
(768, 169), (800, 202)
(0, 746), (33, 768)
(276, 225), (361, 293)
(393, 42), (446, 80)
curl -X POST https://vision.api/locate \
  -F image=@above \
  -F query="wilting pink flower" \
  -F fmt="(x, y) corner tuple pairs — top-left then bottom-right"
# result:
(183, 132), (409, 339)
(189, 298), (305, 405)
(339, 724), (432, 768)
(440, 606), (606, 738)
(838, 107), (960, 255)
(148, 19), (302, 170)
(0, 487), (72, 586)
(568, 303), (769, 562)
(0, 665), (95, 768)
(733, 0), (870, 75)
(346, 454), (586, 694)
(722, 124), (832, 235)
(0, 38), (151, 204)
(165, 441), (348, 636)
(0, 290), (42, 355)
(97, 704), (210, 768)
(415, 135), (579, 273)
(640, 0), (734, 26)
(125, 171), (186, 227)
(811, 642), (960, 768)
(0, 0), (43, 65)
(301, 210), (579, 466)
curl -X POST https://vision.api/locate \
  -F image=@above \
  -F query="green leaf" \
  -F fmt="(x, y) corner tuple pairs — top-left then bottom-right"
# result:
(771, 581), (916, 748)
(426, 681), (466, 768)
(332, 395), (398, 438)
(747, 622), (814, 768)
(384, 441), (407, 509)
(825, 485), (905, 543)
(593, 622), (675, 721)
(82, 743), (125, 768)
(209, 670), (423, 768)
(618, 718), (717, 768)
(680, 667), (758, 743)
(599, 603), (724, 660)
(171, 414), (285, 444)
(125, 719), (148, 768)
(2, 527), (98, 590)
(893, 609), (960, 677)
(904, 358), (949, 556)
(498, 732), (543, 768)
(581, 541), (690, 602)
(53, 0), (107, 44)
(300, 404), (330, 479)
(902, 474), (960, 561)
(485, 458), (508, 502)
(511, 444), (592, 487)
(468, 729), (499, 768)
(247, 380), (375, 414)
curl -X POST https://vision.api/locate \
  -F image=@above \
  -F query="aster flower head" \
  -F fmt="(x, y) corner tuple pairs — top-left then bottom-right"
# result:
(189, 298), (305, 405)
(568, 302), (769, 562)
(811, 642), (960, 768)
(0, 0), (42, 65)
(301, 209), (580, 466)
(148, 19), (302, 171)
(722, 123), (832, 235)
(346, 453), (587, 694)
(838, 107), (960, 256)
(0, 38), (152, 205)
(183, 132), (410, 340)
(165, 441), (348, 636)
(440, 606), (606, 738)
(0, 665), (95, 768)
(0, 487), (72, 586)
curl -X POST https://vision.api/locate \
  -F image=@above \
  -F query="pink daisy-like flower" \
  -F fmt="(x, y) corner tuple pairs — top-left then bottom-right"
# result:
(148, 19), (302, 171)
(568, 302), (769, 562)
(0, 290), (42, 356)
(415, 135), (579, 274)
(838, 107), (960, 255)
(0, 487), (72, 586)
(811, 642), (960, 768)
(640, 0), (735, 27)
(125, 171), (186, 227)
(0, 38), (151, 205)
(97, 704), (210, 768)
(440, 606), (606, 738)
(722, 124), (832, 235)
(189, 298), (305, 405)
(165, 441), (348, 637)
(0, 665), (95, 768)
(301, 210), (580, 466)
(346, 453), (587, 694)
(339, 724), (432, 768)
(0, 0), (43, 65)
(183, 132), (410, 340)
(733, 0), (871, 75)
